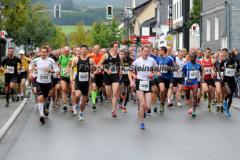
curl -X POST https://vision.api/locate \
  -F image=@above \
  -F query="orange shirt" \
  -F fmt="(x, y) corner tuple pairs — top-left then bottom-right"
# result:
(91, 53), (104, 65)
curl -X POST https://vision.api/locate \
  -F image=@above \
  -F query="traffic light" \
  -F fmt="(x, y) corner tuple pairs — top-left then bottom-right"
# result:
(136, 36), (141, 45)
(106, 5), (113, 20)
(54, 4), (61, 18)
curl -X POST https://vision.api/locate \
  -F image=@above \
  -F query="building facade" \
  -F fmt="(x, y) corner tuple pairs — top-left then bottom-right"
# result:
(169, 0), (190, 51)
(201, 0), (240, 52)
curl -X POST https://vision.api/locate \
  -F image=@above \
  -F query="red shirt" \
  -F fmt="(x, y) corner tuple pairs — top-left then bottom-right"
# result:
(200, 57), (213, 80)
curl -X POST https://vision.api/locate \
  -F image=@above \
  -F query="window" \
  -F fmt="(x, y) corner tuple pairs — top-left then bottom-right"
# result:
(215, 17), (219, 40)
(206, 19), (211, 41)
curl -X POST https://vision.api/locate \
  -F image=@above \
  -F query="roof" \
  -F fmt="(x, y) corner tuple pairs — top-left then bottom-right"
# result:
(125, 0), (149, 8)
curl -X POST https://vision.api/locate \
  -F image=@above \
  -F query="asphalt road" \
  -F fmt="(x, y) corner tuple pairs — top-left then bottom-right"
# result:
(1, 98), (240, 160)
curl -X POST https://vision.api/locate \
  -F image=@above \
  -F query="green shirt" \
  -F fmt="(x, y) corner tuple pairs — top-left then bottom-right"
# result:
(58, 54), (72, 77)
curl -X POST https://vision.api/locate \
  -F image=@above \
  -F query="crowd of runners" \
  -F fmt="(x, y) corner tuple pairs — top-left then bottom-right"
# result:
(1, 43), (240, 129)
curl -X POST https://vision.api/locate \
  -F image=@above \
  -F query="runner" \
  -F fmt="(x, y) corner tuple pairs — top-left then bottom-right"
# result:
(17, 50), (31, 101)
(156, 46), (174, 113)
(29, 46), (59, 124)
(99, 43), (121, 117)
(71, 45), (96, 121)
(222, 51), (240, 118)
(199, 48), (215, 112)
(90, 45), (104, 111)
(182, 52), (202, 117)
(213, 51), (224, 112)
(119, 49), (132, 113)
(172, 50), (185, 107)
(1, 47), (22, 107)
(58, 46), (72, 111)
(128, 45), (157, 129)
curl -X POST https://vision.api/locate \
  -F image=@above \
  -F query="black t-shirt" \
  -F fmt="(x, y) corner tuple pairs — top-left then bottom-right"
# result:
(221, 59), (240, 82)
(1, 56), (21, 75)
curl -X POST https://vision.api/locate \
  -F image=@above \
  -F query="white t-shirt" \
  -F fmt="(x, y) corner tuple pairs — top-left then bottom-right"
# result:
(132, 57), (157, 81)
(30, 57), (59, 84)
(173, 57), (185, 78)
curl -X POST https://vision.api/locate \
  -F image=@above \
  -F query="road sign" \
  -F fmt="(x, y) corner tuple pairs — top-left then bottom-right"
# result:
(165, 35), (173, 47)
(191, 23), (200, 37)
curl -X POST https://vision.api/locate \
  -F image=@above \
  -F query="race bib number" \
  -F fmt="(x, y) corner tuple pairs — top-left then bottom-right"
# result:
(111, 68), (118, 74)
(78, 72), (89, 81)
(189, 70), (199, 79)
(225, 68), (235, 77)
(123, 67), (129, 75)
(204, 67), (212, 75)
(62, 68), (70, 76)
(39, 74), (50, 82)
(139, 81), (150, 91)
(173, 71), (183, 78)
(6, 66), (14, 74)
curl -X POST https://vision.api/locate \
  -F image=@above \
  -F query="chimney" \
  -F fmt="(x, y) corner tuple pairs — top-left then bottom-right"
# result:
(132, 0), (136, 8)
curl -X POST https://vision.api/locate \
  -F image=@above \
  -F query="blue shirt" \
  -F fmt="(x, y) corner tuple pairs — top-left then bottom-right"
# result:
(156, 56), (174, 80)
(150, 54), (159, 62)
(182, 62), (202, 86)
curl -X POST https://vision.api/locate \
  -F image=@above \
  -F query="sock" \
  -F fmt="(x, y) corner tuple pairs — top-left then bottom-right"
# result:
(6, 93), (9, 103)
(91, 91), (97, 104)
(38, 103), (44, 117)
(21, 92), (23, 96)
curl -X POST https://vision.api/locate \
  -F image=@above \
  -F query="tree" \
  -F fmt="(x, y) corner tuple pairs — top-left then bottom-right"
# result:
(91, 19), (123, 48)
(188, 0), (201, 28)
(69, 22), (92, 46)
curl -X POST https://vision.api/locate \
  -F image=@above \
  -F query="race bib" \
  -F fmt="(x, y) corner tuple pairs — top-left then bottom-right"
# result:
(159, 65), (168, 74)
(78, 72), (89, 81)
(111, 68), (118, 74)
(204, 67), (212, 75)
(123, 67), (129, 75)
(6, 66), (14, 74)
(39, 73), (50, 82)
(139, 81), (150, 91)
(189, 70), (199, 79)
(173, 71), (183, 78)
(217, 72), (224, 79)
(225, 68), (235, 77)
(62, 68), (70, 76)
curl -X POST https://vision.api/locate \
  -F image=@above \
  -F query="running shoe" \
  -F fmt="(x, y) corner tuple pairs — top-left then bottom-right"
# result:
(5, 102), (9, 108)
(79, 113), (84, 121)
(21, 96), (24, 101)
(72, 109), (77, 116)
(40, 116), (45, 124)
(122, 107), (127, 113)
(192, 111), (197, 118)
(112, 111), (117, 118)
(212, 100), (216, 105)
(147, 109), (151, 116)
(12, 97), (16, 103)
(167, 102), (173, 108)
(63, 105), (68, 112)
(208, 104), (212, 112)
(153, 107), (157, 113)
(188, 108), (193, 115)
(44, 108), (49, 117)
(118, 105), (123, 109)
(16, 96), (19, 102)
(221, 106), (224, 113)
(92, 104), (96, 112)
(177, 101), (182, 107)
(225, 110), (232, 118)
(139, 122), (145, 130)
(223, 101), (228, 111)
(216, 105), (221, 112)
(159, 104), (165, 114)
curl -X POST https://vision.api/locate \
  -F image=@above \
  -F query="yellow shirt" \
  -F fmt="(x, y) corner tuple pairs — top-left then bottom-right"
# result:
(21, 57), (31, 72)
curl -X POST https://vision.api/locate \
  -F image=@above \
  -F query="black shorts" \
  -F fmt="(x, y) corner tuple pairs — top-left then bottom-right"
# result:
(17, 72), (28, 83)
(60, 76), (70, 84)
(152, 78), (159, 86)
(36, 82), (52, 98)
(172, 78), (184, 87)
(214, 78), (223, 84)
(120, 75), (130, 85)
(52, 77), (60, 87)
(135, 79), (152, 93)
(103, 74), (120, 86)
(158, 77), (171, 89)
(204, 79), (215, 87)
(92, 74), (103, 88)
(5, 74), (17, 86)
(75, 80), (89, 96)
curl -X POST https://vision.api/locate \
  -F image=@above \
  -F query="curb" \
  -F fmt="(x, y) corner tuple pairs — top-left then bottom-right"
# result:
(0, 98), (28, 141)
